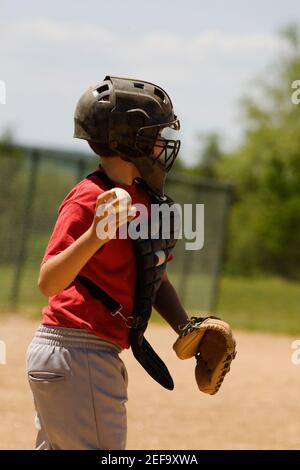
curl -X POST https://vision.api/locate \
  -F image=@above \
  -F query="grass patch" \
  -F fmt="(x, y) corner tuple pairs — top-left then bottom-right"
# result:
(153, 275), (300, 335)
(0, 265), (299, 335)
(217, 276), (300, 335)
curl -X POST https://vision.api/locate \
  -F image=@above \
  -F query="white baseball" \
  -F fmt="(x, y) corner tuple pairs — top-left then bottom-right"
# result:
(114, 188), (137, 218)
(113, 187), (132, 205)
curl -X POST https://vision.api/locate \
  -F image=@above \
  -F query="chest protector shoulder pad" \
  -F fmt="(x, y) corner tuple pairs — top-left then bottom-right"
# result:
(81, 169), (179, 390)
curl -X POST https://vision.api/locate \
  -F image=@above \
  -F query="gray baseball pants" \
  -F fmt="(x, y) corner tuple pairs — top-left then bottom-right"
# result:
(26, 325), (128, 450)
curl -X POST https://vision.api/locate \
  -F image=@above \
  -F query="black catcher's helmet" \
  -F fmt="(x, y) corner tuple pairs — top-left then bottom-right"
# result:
(74, 75), (180, 195)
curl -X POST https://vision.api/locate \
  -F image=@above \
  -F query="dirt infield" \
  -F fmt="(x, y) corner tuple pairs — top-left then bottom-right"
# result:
(0, 315), (299, 450)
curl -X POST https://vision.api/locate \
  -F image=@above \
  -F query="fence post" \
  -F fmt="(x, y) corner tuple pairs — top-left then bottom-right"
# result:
(177, 186), (198, 306)
(10, 150), (40, 309)
(209, 188), (232, 312)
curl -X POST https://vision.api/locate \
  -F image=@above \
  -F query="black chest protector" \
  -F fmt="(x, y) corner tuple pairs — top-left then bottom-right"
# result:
(76, 169), (178, 390)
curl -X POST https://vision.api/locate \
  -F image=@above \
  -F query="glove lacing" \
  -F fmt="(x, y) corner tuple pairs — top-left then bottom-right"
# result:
(178, 316), (220, 337)
(196, 350), (237, 394)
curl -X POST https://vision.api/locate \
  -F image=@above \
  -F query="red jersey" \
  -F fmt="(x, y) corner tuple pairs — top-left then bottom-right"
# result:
(41, 165), (151, 349)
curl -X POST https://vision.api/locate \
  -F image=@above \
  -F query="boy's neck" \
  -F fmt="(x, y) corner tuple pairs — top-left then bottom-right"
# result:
(101, 156), (141, 186)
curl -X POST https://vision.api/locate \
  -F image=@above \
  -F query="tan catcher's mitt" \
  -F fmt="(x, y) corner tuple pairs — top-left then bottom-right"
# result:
(173, 316), (237, 395)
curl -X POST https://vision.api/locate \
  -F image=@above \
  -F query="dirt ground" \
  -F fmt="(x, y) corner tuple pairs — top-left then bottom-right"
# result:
(0, 314), (299, 450)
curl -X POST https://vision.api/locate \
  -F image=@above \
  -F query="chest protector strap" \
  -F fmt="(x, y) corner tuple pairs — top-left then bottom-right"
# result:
(76, 169), (178, 390)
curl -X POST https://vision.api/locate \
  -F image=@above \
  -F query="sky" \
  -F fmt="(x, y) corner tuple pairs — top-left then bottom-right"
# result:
(1, 0), (300, 164)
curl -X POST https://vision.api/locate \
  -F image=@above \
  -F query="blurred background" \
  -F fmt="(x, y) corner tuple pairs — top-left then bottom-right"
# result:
(0, 0), (300, 450)
(1, 0), (300, 333)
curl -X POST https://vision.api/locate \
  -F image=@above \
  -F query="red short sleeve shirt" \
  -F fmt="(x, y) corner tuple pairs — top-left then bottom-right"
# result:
(41, 165), (152, 349)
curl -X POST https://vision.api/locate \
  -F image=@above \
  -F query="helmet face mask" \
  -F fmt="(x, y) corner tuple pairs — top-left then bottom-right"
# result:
(135, 119), (181, 173)
(74, 76), (181, 195)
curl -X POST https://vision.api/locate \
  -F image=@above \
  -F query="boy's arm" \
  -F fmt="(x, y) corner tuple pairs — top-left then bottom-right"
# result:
(38, 226), (105, 297)
(153, 271), (189, 335)
(38, 189), (136, 297)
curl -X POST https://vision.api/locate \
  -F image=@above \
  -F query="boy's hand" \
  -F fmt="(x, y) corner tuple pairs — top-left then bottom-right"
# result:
(89, 188), (137, 245)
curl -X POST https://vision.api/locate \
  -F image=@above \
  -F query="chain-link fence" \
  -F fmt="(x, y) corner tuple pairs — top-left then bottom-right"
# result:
(0, 143), (232, 314)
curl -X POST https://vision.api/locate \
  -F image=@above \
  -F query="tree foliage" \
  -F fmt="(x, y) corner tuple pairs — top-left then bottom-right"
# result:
(191, 25), (300, 279)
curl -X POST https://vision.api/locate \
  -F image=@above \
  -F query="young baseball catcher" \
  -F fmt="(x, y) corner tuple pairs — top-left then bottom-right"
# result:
(26, 76), (236, 450)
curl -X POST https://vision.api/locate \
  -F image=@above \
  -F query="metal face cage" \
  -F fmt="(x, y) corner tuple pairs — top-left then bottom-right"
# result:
(135, 119), (181, 171)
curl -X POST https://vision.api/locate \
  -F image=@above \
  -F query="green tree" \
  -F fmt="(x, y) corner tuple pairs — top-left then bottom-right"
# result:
(217, 24), (300, 279)
(192, 132), (224, 178)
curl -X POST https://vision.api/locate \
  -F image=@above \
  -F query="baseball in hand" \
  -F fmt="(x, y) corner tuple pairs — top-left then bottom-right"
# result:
(113, 188), (137, 218)
(114, 187), (132, 206)
(106, 188), (137, 217)
(94, 187), (137, 241)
